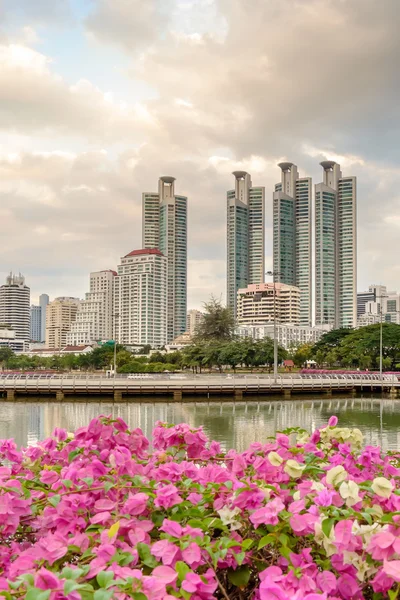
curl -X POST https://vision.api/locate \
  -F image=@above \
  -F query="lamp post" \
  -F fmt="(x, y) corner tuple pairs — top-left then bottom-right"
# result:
(266, 270), (281, 384)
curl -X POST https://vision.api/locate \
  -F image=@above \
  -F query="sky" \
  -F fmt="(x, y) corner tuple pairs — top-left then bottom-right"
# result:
(1, 0), (400, 306)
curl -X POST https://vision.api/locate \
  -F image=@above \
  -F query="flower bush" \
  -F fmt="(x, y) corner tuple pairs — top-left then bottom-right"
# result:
(1, 416), (400, 599)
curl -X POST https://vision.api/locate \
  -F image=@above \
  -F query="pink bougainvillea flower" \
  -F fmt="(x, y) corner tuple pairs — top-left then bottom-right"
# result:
(250, 498), (285, 527)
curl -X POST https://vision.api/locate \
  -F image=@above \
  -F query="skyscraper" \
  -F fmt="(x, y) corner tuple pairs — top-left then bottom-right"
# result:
(114, 249), (167, 347)
(142, 176), (187, 342)
(30, 305), (42, 341)
(0, 273), (30, 339)
(315, 161), (357, 328)
(39, 294), (49, 342)
(227, 172), (265, 316)
(67, 270), (116, 345)
(273, 163), (312, 326)
(45, 297), (80, 349)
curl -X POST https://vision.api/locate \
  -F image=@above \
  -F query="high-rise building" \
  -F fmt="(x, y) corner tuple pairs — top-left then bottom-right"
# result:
(39, 294), (49, 342)
(114, 249), (167, 347)
(187, 309), (203, 336)
(142, 176), (187, 342)
(273, 163), (312, 326)
(0, 273), (30, 339)
(315, 161), (357, 328)
(45, 297), (80, 349)
(67, 270), (116, 345)
(236, 282), (300, 326)
(30, 305), (42, 342)
(227, 172), (265, 317)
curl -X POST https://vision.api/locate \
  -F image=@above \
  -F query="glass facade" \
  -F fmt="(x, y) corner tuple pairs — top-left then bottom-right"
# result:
(227, 173), (265, 317)
(142, 180), (187, 343)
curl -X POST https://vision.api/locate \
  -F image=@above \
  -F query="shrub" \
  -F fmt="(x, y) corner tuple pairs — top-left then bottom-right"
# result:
(1, 416), (400, 598)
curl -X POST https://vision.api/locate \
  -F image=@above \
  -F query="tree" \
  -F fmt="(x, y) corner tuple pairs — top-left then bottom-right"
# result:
(0, 347), (14, 368)
(289, 343), (313, 368)
(193, 297), (235, 342)
(148, 351), (166, 364)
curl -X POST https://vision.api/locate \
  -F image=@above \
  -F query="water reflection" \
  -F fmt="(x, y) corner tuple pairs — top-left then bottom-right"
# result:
(0, 396), (398, 452)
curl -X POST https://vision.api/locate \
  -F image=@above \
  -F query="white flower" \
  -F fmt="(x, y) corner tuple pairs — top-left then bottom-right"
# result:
(343, 551), (376, 581)
(267, 451), (283, 467)
(369, 504), (384, 518)
(326, 465), (347, 486)
(284, 459), (306, 478)
(339, 480), (362, 507)
(314, 519), (336, 557)
(217, 506), (242, 531)
(293, 490), (301, 501)
(352, 520), (383, 547)
(311, 481), (326, 492)
(371, 477), (394, 499)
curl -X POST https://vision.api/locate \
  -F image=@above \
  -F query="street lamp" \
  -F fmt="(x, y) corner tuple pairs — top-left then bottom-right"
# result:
(266, 270), (281, 384)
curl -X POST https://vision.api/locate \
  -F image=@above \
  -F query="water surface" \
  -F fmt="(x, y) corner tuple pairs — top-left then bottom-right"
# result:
(1, 396), (399, 452)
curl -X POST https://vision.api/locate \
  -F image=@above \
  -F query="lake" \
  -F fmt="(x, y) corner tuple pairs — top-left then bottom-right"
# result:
(1, 395), (400, 452)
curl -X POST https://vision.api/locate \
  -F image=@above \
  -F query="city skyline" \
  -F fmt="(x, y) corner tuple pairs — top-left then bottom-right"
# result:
(1, 1), (399, 308)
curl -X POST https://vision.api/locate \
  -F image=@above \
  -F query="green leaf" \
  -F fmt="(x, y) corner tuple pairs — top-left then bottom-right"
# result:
(227, 566), (251, 588)
(175, 561), (190, 582)
(133, 594), (147, 600)
(242, 539), (254, 551)
(137, 542), (158, 568)
(61, 479), (73, 489)
(25, 590), (51, 600)
(322, 518), (335, 538)
(104, 482), (114, 493)
(279, 546), (291, 560)
(82, 477), (94, 486)
(68, 450), (81, 462)
(18, 574), (35, 586)
(64, 581), (79, 595)
(94, 590), (114, 600)
(48, 494), (61, 507)
(278, 533), (289, 546)
(258, 534), (275, 550)
(97, 571), (114, 589)
(151, 511), (165, 527)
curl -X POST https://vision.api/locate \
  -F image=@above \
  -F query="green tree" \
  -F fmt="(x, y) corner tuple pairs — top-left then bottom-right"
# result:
(0, 347), (14, 369)
(193, 296), (235, 342)
(148, 351), (166, 364)
(289, 343), (313, 367)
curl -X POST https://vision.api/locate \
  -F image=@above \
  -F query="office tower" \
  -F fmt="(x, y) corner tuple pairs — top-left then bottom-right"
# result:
(67, 270), (116, 345)
(187, 309), (203, 336)
(39, 294), (49, 342)
(0, 273), (30, 339)
(315, 161), (357, 328)
(227, 172), (265, 317)
(114, 249), (167, 347)
(142, 177), (187, 342)
(236, 282), (300, 326)
(30, 305), (42, 341)
(45, 297), (80, 349)
(273, 163), (312, 326)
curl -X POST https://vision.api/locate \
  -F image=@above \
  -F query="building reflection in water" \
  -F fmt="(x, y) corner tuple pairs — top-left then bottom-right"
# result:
(0, 396), (399, 453)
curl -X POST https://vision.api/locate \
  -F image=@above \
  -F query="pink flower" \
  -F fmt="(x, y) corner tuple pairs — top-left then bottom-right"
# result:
(151, 540), (179, 565)
(182, 542), (201, 566)
(35, 568), (60, 590)
(182, 569), (217, 598)
(290, 513), (318, 535)
(124, 492), (148, 515)
(368, 531), (400, 560)
(154, 484), (183, 509)
(160, 519), (183, 537)
(383, 560), (400, 582)
(250, 498), (285, 527)
(328, 416), (338, 427)
(337, 574), (360, 599)
(316, 571), (336, 593)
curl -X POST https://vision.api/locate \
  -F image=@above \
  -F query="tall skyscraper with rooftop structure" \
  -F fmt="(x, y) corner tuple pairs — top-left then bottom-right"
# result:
(315, 161), (357, 328)
(273, 162), (312, 326)
(0, 273), (30, 340)
(227, 171), (265, 317)
(142, 177), (187, 342)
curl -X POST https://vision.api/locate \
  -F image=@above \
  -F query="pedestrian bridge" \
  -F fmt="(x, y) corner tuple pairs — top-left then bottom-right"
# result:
(0, 373), (398, 401)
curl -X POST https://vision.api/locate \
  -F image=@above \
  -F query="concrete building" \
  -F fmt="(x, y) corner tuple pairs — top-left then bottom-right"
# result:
(0, 273), (30, 340)
(30, 305), (41, 341)
(187, 309), (203, 336)
(315, 162), (357, 328)
(357, 284), (400, 327)
(236, 323), (331, 350)
(227, 171), (265, 317)
(237, 282), (300, 326)
(45, 297), (80, 349)
(67, 270), (116, 345)
(39, 294), (49, 342)
(114, 249), (167, 347)
(0, 324), (26, 352)
(273, 163), (312, 326)
(142, 176), (187, 342)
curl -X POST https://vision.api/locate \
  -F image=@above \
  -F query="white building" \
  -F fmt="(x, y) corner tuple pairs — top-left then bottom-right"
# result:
(187, 309), (203, 336)
(46, 297), (80, 349)
(273, 162), (312, 326)
(237, 282), (300, 326)
(143, 176), (187, 342)
(356, 284), (400, 327)
(315, 162), (357, 328)
(67, 270), (116, 345)
(227, 172), (265, 317)
(39, 294), (49, 342)
(0, 324), (27, 352)
(30, 305), (42, 342)
(114, 249), (167, 347)
(236, 323), (332, 350)
(0, 273), (30, 340)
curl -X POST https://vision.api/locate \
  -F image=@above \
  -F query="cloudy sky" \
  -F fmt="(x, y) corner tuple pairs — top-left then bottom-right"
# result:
(1, 0), (400, 307)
